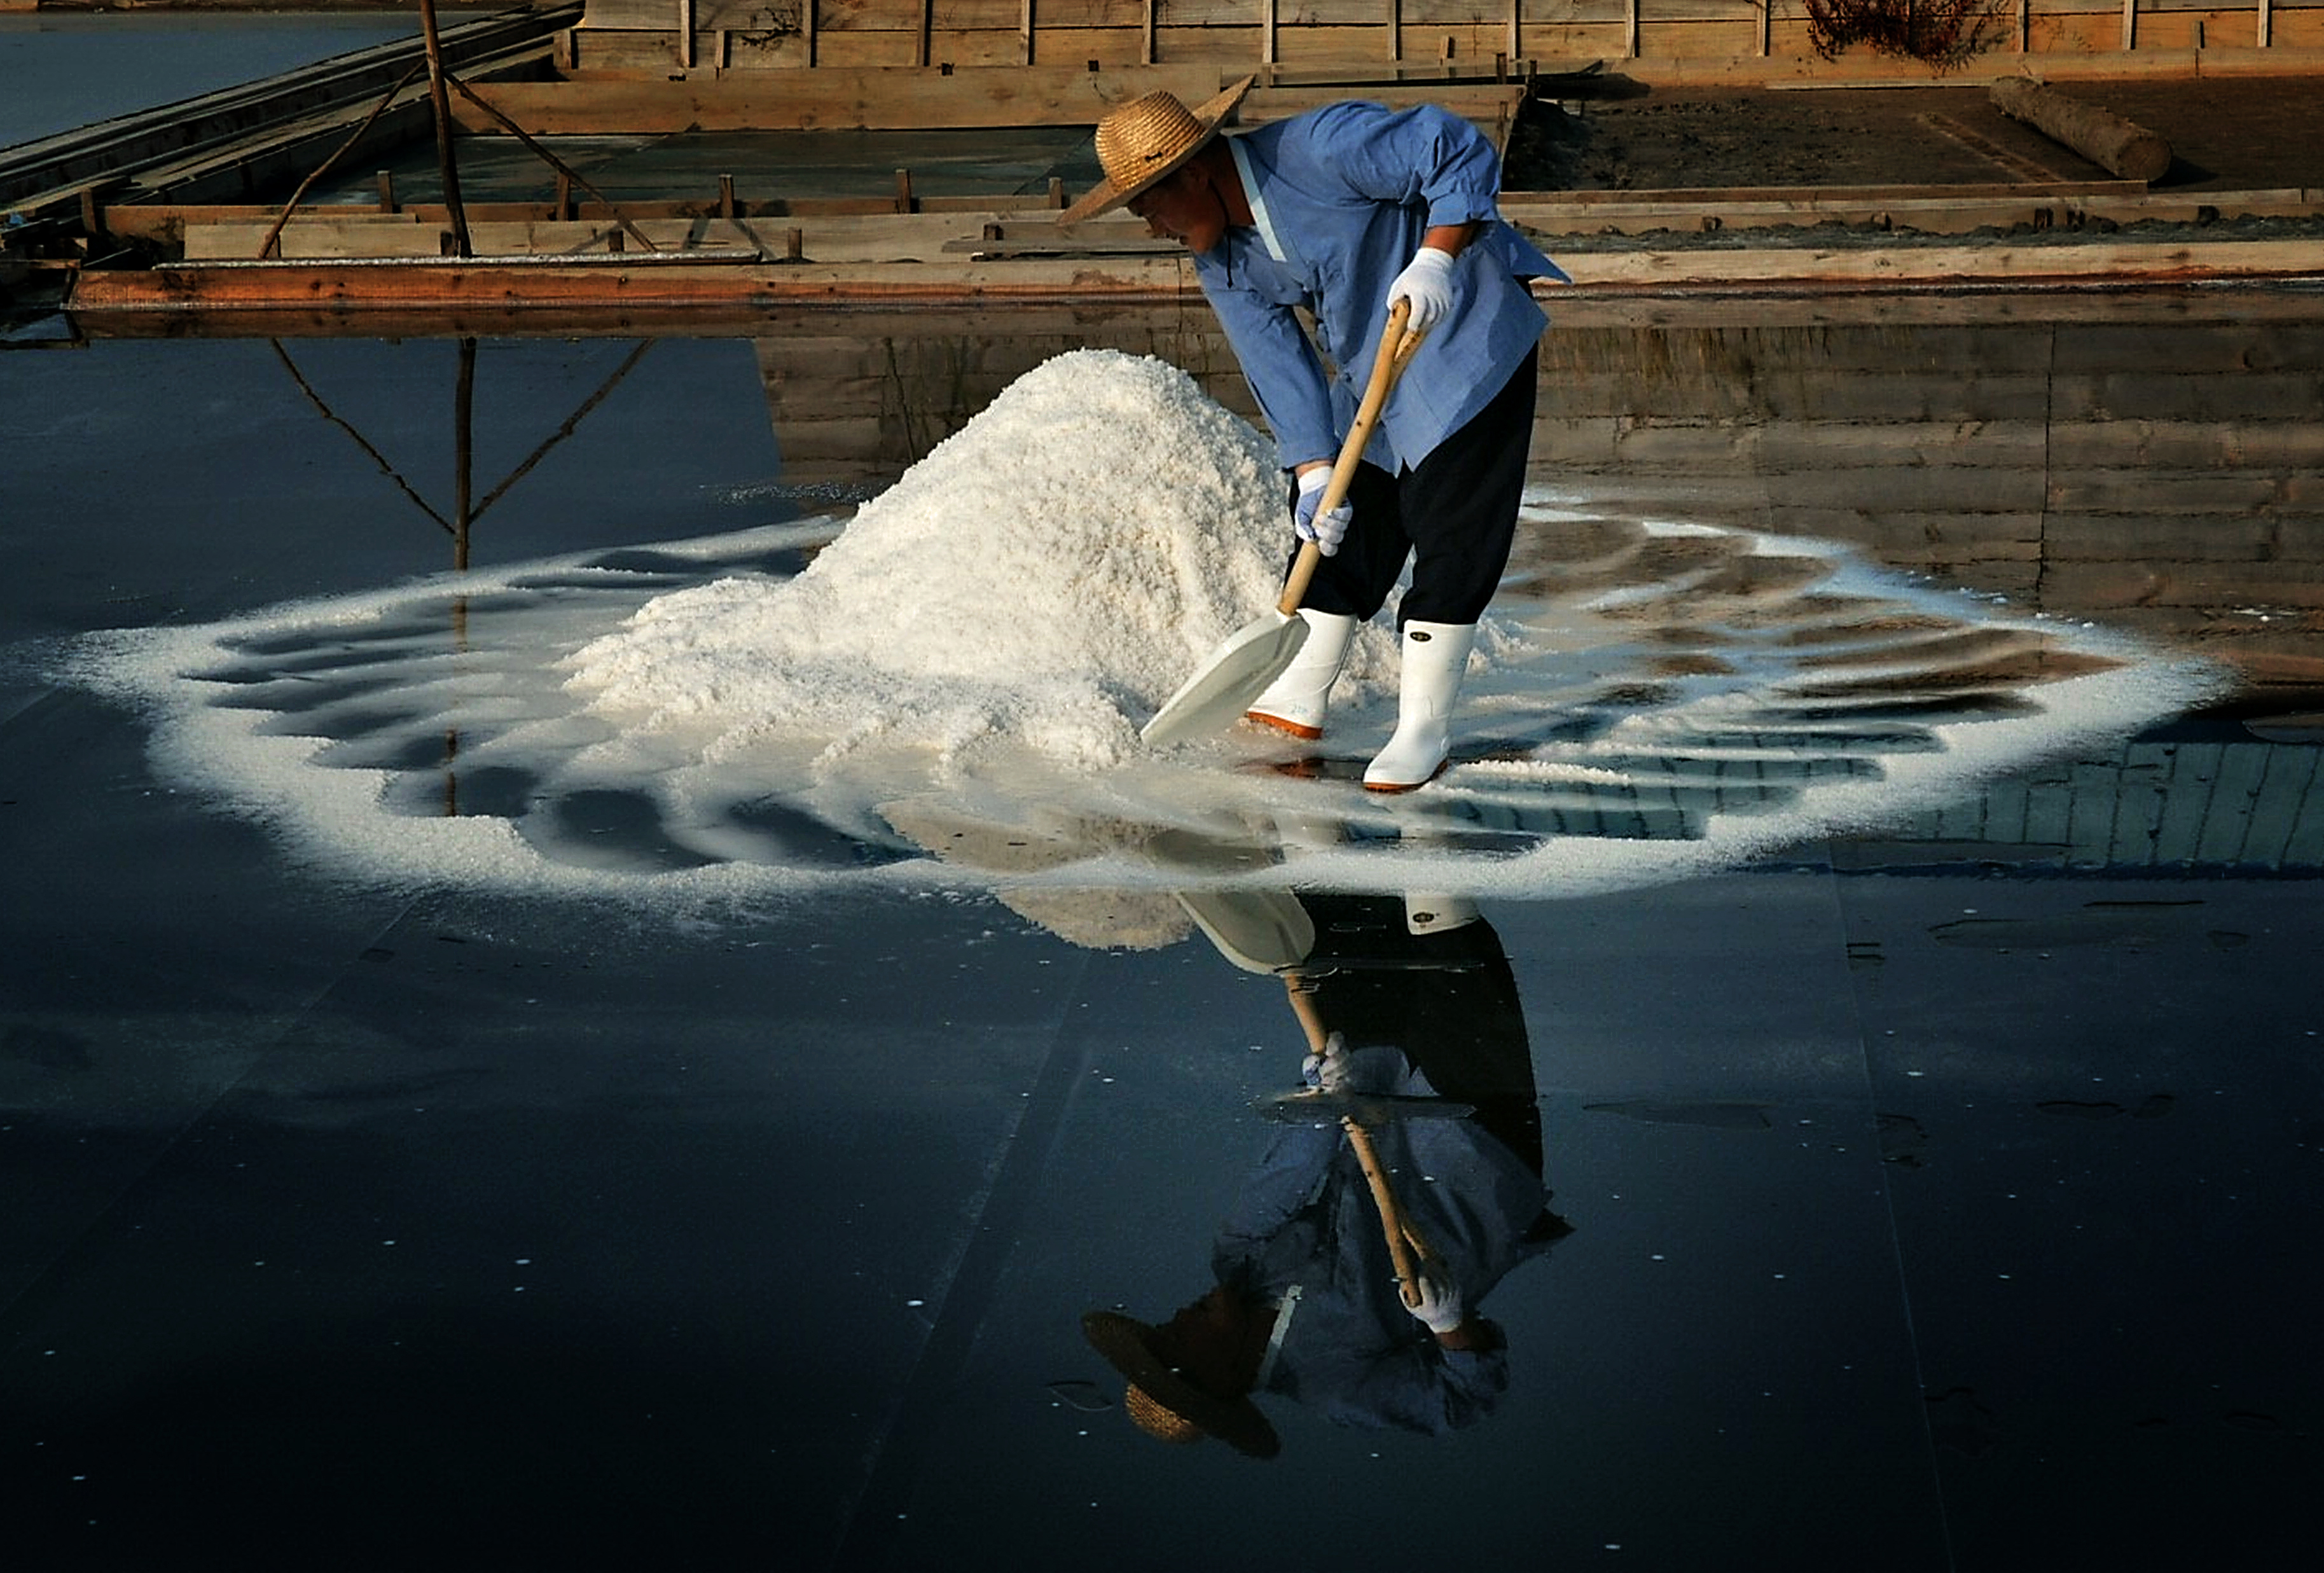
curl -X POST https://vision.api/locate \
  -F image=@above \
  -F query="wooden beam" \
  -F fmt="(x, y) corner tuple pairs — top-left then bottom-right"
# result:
(1021, 0), (1034, 66)
(1388, 0), (1401, 64)
(450, 68), (1229, 134)
(1991, 78), (2173, 183)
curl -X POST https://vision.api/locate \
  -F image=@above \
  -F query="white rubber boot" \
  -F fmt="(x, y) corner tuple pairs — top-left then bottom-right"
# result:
(1364, 621), (1476, 792)
(1245, 610), (1360, 740)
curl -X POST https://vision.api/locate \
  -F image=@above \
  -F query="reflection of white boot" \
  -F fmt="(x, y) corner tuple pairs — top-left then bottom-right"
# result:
(1364, 621), (1476, 792)
(1404, 893), (1480, 935)
(1245, 610), (1359, 740)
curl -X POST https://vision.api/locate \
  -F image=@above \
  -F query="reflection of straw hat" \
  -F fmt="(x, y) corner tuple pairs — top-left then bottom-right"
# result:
(1058, 76), (1257, 226)
(1081, 1310), (1281, 1459)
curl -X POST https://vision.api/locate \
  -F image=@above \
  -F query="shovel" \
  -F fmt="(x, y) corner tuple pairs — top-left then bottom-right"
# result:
(1140, 301), (1426, 747)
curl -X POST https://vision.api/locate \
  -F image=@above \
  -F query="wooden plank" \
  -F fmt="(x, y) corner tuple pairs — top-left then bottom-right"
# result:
(455, 66), (1226, 132)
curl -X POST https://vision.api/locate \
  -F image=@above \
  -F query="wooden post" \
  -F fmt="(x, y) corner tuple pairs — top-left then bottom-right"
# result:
(2121, 0), (2136, 50)
(1625, 0), (1639, 60)
(916, 0), (931, 67)
(1759, 0), (1773, 56)
(1143, 0), (1157, 66)
(805, 0), (817, 67)
(1507, 0), (1519, 66)
(785, 227), (803, 260)
(555, 171), (573, 221)
(378, 169), (397, 214)
(677, 0), (695, 70)
(1021, 0), (1035, 64)
(2018, 0), (2031, 51)
(718, 172), (736, 219)
(418, 0), (471, 259)
(1263, 0), (1278, 67)
(2258, 0), (2272, 46)
(1388, 0), (1401, 62)
(895, 168), (914, 213)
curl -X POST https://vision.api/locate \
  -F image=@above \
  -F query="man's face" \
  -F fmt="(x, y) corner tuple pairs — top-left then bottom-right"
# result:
(1128, 165), (1228, 256)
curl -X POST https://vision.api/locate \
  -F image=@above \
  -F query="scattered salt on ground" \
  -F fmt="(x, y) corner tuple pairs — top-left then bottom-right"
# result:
(49, 350), (2231, 913)
(564, 350), (1363, 772)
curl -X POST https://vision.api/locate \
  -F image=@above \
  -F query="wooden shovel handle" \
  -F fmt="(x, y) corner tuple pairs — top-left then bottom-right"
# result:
(1276, 300), (1425, 617)
(1285, 976), (1432, 1308)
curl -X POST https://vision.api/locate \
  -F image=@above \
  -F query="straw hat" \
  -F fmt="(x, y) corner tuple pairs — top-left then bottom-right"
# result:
(1081, 1310), (1281, 1458)
(1058, 76), (1257, 226)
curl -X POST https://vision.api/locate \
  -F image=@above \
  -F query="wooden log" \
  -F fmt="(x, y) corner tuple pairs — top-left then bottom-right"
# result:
(1989, 79), (2173, 184)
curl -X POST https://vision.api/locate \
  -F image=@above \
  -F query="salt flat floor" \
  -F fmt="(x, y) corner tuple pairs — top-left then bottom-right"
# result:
(3, 327), (2319, 1572)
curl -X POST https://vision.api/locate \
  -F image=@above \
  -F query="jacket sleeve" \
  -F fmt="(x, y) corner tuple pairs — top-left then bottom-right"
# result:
(1203, 277), (1342, 472)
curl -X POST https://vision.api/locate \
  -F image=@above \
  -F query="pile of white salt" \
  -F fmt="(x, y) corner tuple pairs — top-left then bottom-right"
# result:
(564, 350), (1343, 770)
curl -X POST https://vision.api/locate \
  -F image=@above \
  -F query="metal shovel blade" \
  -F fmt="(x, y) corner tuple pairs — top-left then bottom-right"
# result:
(1174, 888), (1317, 974)
(1138, 609), (1310, 747)
(1254, 1089), (1478, 1125)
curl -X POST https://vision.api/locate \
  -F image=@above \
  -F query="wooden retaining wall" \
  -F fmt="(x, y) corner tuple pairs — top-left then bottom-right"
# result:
(569, 0), (2324, 74)
(737, 289), (2324, 688)
(1528, 296), (2324, 688)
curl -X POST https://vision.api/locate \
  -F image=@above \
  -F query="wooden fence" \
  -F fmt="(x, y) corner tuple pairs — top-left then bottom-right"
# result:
(571, 0), (2323, 73)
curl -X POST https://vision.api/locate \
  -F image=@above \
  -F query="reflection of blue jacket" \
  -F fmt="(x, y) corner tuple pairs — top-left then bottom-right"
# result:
(1197, 100), (1567, 475)
(1214, 1053), (1553, 1435)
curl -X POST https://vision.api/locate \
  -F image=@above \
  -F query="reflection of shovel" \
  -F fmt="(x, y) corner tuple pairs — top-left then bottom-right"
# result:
(1282, 975), (1436, 1310)
(1257, 1088), (1475, 1125)
(1140, 301), (1426, 747)
(1175, 887), (1316, 975)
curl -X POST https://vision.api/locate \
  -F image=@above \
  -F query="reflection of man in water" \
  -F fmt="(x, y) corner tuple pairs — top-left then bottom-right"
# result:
(1085, 894), (1568, 1455)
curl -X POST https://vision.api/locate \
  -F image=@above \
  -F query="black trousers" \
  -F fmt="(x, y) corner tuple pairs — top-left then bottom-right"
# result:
(1283, 343), (1539, 628)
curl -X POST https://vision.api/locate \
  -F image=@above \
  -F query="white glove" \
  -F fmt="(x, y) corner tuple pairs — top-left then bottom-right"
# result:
(1405, 1259), (1465, 1334)
(1292, 466), (1350, 557)
(1301, 1030), (1355, 1091)
(1387, 246), (1457, 335)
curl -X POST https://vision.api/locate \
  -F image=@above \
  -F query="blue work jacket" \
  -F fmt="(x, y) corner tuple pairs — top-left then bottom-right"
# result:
(1213, 1048), (1556, 1434)
(1196, 100), (1568, 474)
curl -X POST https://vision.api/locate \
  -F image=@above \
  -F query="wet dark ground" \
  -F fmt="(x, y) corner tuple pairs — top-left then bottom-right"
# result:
(3, 325), (2320, 1571)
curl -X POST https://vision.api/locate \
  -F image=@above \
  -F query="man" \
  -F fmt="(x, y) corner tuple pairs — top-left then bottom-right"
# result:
(1061, 78), (1565, 789)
